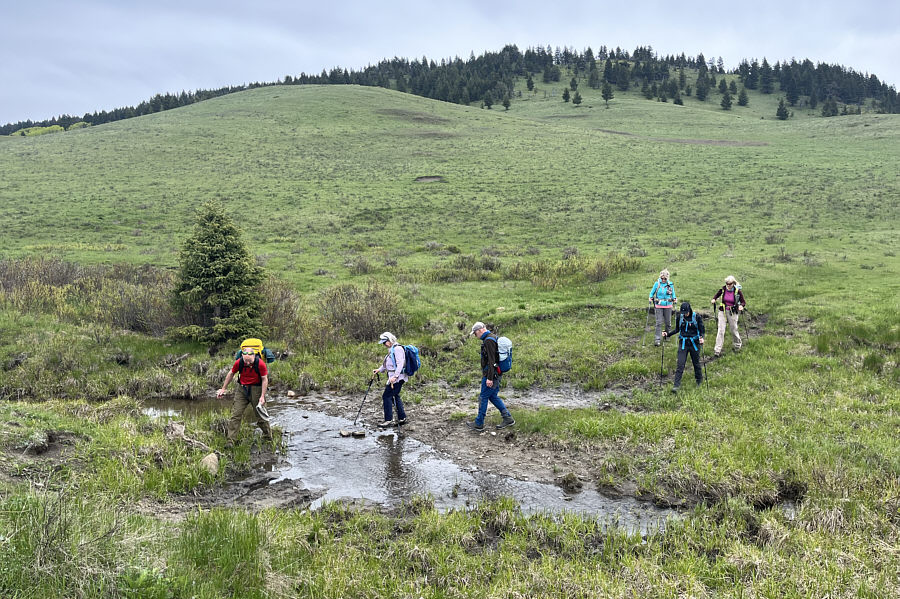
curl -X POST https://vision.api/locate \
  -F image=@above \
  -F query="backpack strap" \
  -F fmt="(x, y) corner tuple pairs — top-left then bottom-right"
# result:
(237, 355), (261, 378)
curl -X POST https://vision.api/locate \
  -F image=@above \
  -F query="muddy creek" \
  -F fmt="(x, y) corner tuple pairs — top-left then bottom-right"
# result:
(146, 398), (679, 533)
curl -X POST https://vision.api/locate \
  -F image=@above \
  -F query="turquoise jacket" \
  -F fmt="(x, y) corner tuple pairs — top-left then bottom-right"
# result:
(649, 278), (677, 307)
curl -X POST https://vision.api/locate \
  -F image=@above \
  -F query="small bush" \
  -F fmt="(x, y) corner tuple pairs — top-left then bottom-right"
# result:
(317, 281), (406, 342)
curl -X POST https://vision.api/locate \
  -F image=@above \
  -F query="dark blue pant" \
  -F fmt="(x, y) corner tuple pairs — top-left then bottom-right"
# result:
(382, 380), (406, 421)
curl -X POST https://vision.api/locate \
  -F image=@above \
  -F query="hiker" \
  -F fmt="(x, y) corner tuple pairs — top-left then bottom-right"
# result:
(372, 332), (408, 427)
(661, 301), (705, 393)
(467, 322), (515, 431)
(648, 269), (677, 346)
(711, 275), (746, 357)
(216, 347), (272, 446)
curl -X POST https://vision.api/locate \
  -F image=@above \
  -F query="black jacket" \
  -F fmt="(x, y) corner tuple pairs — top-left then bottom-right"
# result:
(665, 306), (705, 342)
(479, 331), (500, 382)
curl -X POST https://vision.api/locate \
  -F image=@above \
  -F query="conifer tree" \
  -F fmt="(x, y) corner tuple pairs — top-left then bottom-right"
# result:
(695, 78), (709, 101)
(572, 91), (582, 105)
(171, 201), (264, 343)
(737, 88), (749, 106)
(602, 80), (614, 107)
(502, 94), (511, 110)
(760, 58), (774, 93)
(721, 90), (732, 110)
(562, 88), (570, 102)
(776, 97), (789, 120)
(570, 77), (578, 91)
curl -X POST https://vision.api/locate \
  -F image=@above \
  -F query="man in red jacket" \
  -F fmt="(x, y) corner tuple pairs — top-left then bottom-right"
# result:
(217, 348), (272, 446)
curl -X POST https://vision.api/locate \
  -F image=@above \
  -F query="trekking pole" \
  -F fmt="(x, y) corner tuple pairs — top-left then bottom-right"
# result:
(660, 335), (666, 377)
(702, 343), (709, 393)
(641, 302), (653, 347)
(353, 374), (378, 426)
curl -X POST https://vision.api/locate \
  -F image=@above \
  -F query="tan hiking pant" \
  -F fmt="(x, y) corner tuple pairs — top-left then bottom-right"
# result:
(226, 385), (272, 441)
(715, 309), (742, 354)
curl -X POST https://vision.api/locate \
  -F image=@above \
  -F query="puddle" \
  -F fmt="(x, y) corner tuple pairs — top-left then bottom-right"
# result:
(141, 398), (222, 420)
(142, 398), (679, 533)
(269, 405), (677, 534)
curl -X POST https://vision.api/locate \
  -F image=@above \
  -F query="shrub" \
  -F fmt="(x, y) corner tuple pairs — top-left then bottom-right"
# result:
(317, 281), (406, 342)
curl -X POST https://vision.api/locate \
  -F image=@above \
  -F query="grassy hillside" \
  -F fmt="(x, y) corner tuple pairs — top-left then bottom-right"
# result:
(0, 83), (898, 597)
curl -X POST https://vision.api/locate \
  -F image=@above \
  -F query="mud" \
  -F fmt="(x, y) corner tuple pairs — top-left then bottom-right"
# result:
(140, 394), (679, 531)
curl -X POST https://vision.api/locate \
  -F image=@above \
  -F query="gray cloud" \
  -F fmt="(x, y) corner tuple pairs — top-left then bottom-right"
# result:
(2, 0), (898, 124)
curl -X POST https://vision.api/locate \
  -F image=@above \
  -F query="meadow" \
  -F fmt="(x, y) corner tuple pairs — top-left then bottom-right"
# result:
(0, 73), (898, 597)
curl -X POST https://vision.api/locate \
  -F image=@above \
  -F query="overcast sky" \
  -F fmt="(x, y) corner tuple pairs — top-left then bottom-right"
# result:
(3, 0), (898, 124)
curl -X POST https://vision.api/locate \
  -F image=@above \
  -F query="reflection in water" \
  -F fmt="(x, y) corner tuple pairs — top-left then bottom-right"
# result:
(141, 398), (679, 533)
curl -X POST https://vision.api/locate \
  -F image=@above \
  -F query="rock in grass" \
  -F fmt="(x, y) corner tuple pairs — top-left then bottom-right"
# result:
(200, 452), (219, 476)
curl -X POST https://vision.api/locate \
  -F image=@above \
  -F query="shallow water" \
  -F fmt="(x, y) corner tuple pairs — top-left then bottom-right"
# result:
(143, 398), (679, 532)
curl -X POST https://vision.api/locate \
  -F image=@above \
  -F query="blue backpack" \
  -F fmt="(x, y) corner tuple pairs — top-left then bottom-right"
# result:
(402, 345), (421, 376)
(486, 335), (513, 373)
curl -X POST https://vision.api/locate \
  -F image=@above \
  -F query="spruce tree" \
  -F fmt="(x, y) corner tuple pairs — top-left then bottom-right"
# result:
(502, 94), (511, 110)
(760, 58), (774, 93)
(562, 88), (570, 102)
(696, 78), (709, 101)
(776, 98), (789, 120)
(171, 200), (264, 343)
(721, 90), (732, 110)
(737, 88), (749, 106)
(526, 74), (534, 92)
(570, 77), (578, 91)
(601, 80), (614, 107)
(572, 91), (582, 105)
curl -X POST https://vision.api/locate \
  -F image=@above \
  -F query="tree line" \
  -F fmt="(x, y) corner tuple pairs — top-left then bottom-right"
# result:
(3, 44), (898, 135)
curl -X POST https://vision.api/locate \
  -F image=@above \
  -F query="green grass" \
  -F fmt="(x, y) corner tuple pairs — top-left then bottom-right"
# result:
(0, 80), (898, 596)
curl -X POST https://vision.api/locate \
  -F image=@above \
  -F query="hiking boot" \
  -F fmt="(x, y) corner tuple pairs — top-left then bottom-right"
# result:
(671, 385), (679, 394)
(377, 420), (394, 428)
(654, 340), (661, 346)
(714, 352), (721, 358)
(466, 421), (485, 432)
(496, 416), (516, 429)
(397, 418), (408, 425)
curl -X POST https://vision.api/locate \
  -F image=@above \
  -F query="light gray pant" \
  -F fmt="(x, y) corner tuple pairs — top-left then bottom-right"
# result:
(654, 307), (673, 343)
(715, 309), (742, 353)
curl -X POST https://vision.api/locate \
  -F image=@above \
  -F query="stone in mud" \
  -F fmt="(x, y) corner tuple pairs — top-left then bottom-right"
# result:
(351, 430), (366, 438)
(340, 430), (352, 437)
(286, 390), (297, 398)
(559, 472), (584, 493)
(200, 452), (219, 476)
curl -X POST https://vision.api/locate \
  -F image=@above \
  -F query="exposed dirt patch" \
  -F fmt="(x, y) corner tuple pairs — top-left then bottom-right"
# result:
(377, 109), (451, 125)
(414, 175), (445, 183)
(135, 450), (322, 522)
(596, 128), (768, 147)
